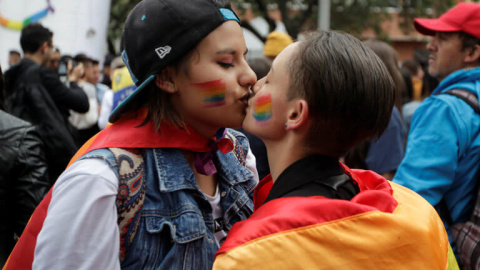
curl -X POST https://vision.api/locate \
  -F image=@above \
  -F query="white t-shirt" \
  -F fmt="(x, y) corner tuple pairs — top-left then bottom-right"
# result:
(69, 81), (99, 130)
(203, 185), (228, 247)
(33, 149), (258, 269)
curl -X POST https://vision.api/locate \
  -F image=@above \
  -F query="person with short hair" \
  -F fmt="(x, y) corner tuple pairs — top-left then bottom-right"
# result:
(45, 46), (61, 72)
(393, 3), (480, 257)
(4, 23), (89, 181)
(69, 55), (101, 145)
(7, 50), (21, 67)
(4, 1), (258, 269)
(101, 54), (114, 88)
(213, 31), (457, 269)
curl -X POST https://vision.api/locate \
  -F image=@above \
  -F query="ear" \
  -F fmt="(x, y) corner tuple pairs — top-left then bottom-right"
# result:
(154, 67), (176, 93)
(40, 41), (49, 54)
(464, 44), (480, 64)
(285, 99), (309, 130)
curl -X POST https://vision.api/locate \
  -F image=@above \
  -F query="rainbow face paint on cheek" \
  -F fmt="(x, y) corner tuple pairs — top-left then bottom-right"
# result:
(253, 94), (273, 122)
(191, 79), (226, 108)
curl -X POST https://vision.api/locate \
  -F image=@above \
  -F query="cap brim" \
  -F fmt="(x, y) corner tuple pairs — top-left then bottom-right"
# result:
(414, 18), (461, 36)
(108, 74), (155, 123)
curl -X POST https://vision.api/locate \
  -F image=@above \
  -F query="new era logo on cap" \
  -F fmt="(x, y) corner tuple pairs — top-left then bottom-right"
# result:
(155, 46), (172, 59)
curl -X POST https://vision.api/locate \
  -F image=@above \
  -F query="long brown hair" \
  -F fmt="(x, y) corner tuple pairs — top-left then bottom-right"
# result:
(363, 39), (407, 111)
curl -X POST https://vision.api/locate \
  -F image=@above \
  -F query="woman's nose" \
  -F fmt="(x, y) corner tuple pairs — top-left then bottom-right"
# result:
(239, 62), (257, 88)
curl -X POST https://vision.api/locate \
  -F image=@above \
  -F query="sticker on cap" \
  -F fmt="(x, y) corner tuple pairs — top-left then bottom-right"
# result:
(220, 8), (239, 23)
(155, 46), (171, 59)
(121, 50), (138, 84)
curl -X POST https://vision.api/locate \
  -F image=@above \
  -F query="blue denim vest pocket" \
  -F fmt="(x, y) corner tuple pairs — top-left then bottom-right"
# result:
(122, 207), (213, 270)
(79, 130), (256, 269)
(144, 209), (206, 244)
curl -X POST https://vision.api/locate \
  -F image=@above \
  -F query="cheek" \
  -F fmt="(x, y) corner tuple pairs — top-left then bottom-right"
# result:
(191, 79), (226, 108)
(252, 94), (273, 125)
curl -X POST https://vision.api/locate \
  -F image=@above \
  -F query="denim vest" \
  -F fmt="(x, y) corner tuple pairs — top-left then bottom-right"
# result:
(80, 129), (256, 269)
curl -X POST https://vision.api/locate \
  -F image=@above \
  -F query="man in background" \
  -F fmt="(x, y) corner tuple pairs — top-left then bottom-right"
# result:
(393, 3), (480, 265)
(8, 50), (21, 67)
(5, 23), (89, 181)
(45, 46), (61, 72)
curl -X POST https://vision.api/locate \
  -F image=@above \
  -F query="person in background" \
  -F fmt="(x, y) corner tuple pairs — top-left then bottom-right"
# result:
(401, 55), (438, 134)
(4, 23), (88, 181)
(213, 30), (457, 269)
(263, 31), (294, 62)
(90, 59), (110, 106)
(402, 59), (424, 101)
(46, 46), (61, 72)
(400, 66), (414, 105)
(0, 64), (50, 267)
(69, 54), (100, 145)
(101, 54), (114, 88)
(393, 3), (480, 262)
(344, 40), (406, 180)
(364, 40), (407, 110)
(8, 50), (21, 68)
(97, 57), (131, 130)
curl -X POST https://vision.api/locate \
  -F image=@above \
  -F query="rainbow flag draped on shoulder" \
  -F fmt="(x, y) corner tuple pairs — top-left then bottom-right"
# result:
(3, 108), (213, 270)
(213, 167), (459, 270)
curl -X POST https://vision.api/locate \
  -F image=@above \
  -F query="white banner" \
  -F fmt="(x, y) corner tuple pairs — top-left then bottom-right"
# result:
(0, 0), (111, 70)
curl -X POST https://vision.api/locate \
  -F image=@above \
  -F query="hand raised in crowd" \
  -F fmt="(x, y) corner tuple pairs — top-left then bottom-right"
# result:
(68, 61), (84, 82)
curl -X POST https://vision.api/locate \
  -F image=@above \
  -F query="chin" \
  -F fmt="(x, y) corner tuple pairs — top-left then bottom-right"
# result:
(222, 118), (243, 129)
(242, 118), (256, 134)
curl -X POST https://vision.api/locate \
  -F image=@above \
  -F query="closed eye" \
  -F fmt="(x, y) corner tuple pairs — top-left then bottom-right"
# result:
(218, 62), (234, 68)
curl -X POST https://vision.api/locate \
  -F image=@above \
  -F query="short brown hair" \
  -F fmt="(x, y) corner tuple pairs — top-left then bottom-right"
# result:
(458, 31), (480, 51)
(288, 31), (395, 156)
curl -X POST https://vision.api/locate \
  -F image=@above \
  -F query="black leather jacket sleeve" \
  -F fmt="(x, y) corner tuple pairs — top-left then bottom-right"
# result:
(12, 125), (51, 236)
(39, 67), (89, 113)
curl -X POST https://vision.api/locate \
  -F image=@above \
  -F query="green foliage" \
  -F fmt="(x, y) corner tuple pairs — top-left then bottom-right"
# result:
(108, 0), (141, 55)
(230, 0), (457, 39)
(107, 0), (458, 53)
(398, 0), (455, 34)
(330, 0), (389, 37)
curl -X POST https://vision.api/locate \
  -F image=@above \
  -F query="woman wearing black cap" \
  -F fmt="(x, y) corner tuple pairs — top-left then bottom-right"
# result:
(5, 1), (259, 269)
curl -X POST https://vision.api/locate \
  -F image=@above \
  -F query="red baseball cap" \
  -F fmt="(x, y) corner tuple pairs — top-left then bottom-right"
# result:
(414, 2), (480, 39)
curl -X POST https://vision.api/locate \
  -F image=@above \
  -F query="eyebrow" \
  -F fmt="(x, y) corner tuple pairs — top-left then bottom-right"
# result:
(216, 48), (249, 56)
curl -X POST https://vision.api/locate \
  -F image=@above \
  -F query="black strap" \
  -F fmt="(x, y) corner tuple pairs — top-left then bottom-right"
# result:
(440, 89), (480, 114)
(282, 174), (360, 201)
(436, 198), (455, 226)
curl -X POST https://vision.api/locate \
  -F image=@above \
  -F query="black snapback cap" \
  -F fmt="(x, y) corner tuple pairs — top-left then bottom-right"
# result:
(109, 0), (240, 123)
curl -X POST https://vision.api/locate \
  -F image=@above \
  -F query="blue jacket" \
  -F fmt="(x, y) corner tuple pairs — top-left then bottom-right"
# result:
(81, 129), (256, 269)
(366, 106), (406, 175)
(394, 67), (480, 230)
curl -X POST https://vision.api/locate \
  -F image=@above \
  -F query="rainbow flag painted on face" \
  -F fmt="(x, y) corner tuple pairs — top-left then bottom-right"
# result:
(192, 79), (226, 107)
(253, 94), (272, 121)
